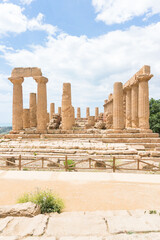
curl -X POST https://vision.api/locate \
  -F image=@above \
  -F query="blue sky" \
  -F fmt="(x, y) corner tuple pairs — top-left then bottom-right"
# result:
(0, 0), (160, 125)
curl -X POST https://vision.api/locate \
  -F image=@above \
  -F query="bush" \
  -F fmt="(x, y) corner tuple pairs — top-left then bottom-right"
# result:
(149, 98), (160, 134)
(17, 189), (64, 214)
(64, 159), (76, 171)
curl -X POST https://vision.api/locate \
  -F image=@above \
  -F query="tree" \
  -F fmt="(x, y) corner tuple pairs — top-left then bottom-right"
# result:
(149, 98), (160, 134)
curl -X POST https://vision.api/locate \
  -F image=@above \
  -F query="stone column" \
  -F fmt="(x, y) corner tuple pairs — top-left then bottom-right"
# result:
(58, 107), (61, 115)
(113, 82), (124, 130)
(77, 107), (81, 118)
(95, 107), (99, 120)
(86, 107), (90, 118)
(131, 83), (138, 128)
(29, 93), (37, 128)
(125, 87), (132, 128)
(138, 75), (152, 129)
(47, 113), (50, 124)
(34, 76), (48, 131)
(50, 103), (55, 120)
(9, 77), (24, 131)
(23, 109), (30, 129)
(62, 83), (74, 130)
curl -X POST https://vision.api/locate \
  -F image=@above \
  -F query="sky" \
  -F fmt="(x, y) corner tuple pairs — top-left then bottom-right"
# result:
(0, 0), (160, 126)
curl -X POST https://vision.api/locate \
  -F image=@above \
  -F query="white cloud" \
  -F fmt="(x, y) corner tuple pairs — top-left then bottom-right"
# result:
(2, 21), (160, 121)
(0, 3), (57, 36)
(92, 0), (160, 25)
(20, 0), (34, 5)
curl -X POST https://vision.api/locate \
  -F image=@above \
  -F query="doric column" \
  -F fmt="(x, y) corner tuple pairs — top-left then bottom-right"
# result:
(138, 75), (153, 129)
(34, 76), (48, 131)
(95, 107), (99, 120)
(29, 93), (37, 127)
(77, 107), (81, 118)
(9, 77), (24, 131)
(23, 109), (30, 129)
(131, 83), (138, 128)
(113, 82), (124, 130)
(50, 103), (55, 120)
(125, 87), (132, 128)
(62, 83), (74, 130)
(58, 107), (61, 115)
(47, 113), (50, 124)
(86, 107), (90, 118)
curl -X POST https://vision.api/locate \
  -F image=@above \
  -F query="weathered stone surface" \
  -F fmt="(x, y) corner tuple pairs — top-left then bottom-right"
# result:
(113, 82), (124, 130)
(0, 202), (40, 218)
(106, 113), (113, 129)
(50, 103), (55, 121)
(104, 233), (160, 240)
(23, 109), (30, 129)
(62, 83), (74, 130)
(11, 67), (42, 78)
(46, 212), (107, 237)
(107, 215), (160, 234)
(86, 107), (90, 119)
(8, 77), (24, 131)
(30, 93), (37, 127)
(2, 215), (48, 237)
(0, 217), (13, 232)
(60, 238), (102, 240)
(34, 76), (48, 131)
(95, 121), (106, 129)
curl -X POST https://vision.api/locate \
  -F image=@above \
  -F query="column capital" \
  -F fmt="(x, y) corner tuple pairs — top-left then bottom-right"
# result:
(8, 77), (24, 84)
(34, 76), (48, 84)
(137, 74), (153, 82)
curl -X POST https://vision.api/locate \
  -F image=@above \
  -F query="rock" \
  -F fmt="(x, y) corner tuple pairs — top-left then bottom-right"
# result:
(106, 114), (113, 129)
(95, 121), (106, 129)
(0, 202), (41, 218)
(94, 161), (106, 168)
(6, 157), (15, 166)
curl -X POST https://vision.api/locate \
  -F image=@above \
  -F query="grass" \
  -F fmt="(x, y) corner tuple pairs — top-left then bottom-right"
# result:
(17, 189), (64, 214)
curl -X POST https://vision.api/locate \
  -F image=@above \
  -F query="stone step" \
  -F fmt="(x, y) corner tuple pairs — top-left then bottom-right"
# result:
(102, 138), (160, 143)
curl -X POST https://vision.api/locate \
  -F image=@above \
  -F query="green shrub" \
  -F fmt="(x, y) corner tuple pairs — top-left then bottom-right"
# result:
(17, 189), (64, 214)
(64, 159), (76, 171)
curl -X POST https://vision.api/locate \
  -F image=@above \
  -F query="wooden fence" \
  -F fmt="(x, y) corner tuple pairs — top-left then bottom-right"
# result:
(0, 154), (160, 173)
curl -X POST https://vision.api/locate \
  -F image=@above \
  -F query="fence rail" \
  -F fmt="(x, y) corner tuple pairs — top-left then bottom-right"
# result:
(0, 154), (160, 173)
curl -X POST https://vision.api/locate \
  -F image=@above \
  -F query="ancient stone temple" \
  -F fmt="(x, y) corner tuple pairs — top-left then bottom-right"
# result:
(104, 65), (153, 131)
(9, 67), (48, 132)
(8, 65), (153, 135)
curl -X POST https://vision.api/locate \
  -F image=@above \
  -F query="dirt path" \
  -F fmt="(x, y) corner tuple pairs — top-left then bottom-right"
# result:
(1, 178), (160, 211)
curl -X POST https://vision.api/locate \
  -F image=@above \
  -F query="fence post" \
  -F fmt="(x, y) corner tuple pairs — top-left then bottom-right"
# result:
(19, 155), (22, 170)
(89, 158), (91, 169)
(65, 155), (68, 171)
(42, 157), (44, 168)
(113, 156), (116, 173)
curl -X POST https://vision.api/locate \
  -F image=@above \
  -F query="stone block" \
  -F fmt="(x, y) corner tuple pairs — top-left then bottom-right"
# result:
(46, 212), (107, 238)
(11, 67), (42, 78)
(0, 202), (40, 218)
(2, 215), (48, 237)
(104, 233), (160, 240)
(107, 215), (160, 234)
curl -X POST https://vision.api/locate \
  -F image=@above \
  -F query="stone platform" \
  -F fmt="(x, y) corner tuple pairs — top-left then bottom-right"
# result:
(1, 210), (160, 239)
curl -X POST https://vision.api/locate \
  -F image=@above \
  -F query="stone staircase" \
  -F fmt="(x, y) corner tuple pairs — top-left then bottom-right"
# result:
(1, 130), (160, 170)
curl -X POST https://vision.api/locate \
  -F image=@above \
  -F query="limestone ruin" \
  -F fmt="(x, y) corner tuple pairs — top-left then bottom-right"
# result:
(8, 65), (153, 134)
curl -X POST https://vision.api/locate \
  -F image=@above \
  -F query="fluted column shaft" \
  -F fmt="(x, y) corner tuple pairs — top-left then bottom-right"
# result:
(86, 107), (90, 118)
(125, 88), (132, 128)
(50, 103), (55, 120)
(23, 109), (30, 128)
(138, 78), (150, 129)
(34, 76), (48, 131)
(77, 107), (81, 118)
(95, 107), (99, 120)
(9, 77), (24, 131)
(29, 93), (37, 127)
(113, 82), (124, 130)
(58, 107), (61, 115)
(131, 84), (138, 128)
